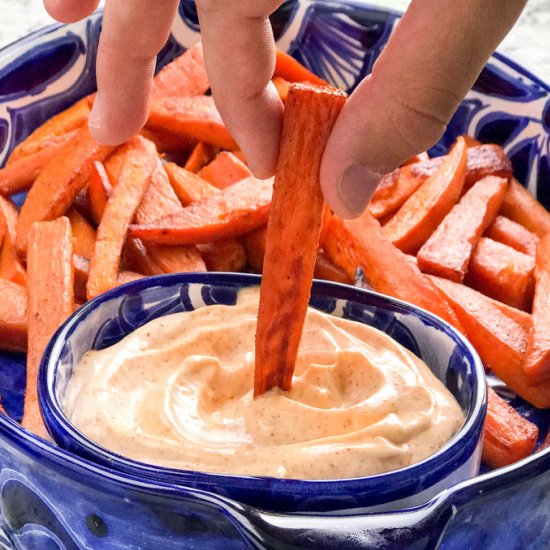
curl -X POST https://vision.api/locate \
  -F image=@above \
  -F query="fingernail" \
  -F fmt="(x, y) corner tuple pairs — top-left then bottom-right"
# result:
(337, 163), (381, 217)
(88, 93), (101, 130)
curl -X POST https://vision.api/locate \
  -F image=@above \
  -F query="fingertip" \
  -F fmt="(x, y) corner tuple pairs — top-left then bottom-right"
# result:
(44, 0), (100, 23)
(88, 94), (148, 146)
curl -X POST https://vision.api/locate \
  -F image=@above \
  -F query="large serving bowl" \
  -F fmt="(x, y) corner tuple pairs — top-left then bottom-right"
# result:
(39, 273), (486, 516)
(0, 1), (549, 548)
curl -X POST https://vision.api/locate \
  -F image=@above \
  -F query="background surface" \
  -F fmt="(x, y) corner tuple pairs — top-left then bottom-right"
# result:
(0, 0), (548, 83)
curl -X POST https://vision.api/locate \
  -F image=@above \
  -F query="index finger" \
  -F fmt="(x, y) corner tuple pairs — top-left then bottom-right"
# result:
(196, 1), (283, 178)
(89, 0), (180, 145)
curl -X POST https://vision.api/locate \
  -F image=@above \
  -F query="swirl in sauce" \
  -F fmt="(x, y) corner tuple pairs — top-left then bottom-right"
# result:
(64, 287), (464, 479)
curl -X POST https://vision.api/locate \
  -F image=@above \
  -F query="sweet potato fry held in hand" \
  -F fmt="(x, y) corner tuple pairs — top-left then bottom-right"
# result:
(25, 217), (74, 436)
(254, 83), (346, 396)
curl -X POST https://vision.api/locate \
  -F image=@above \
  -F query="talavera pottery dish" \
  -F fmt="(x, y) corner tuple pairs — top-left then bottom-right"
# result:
(0, 0), (549, 548)
(40, 273), (486, 516)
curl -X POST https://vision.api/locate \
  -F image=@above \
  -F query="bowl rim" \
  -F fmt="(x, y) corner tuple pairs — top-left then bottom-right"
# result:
(39, 272), (486, 505)
(0, 0), (546, 520)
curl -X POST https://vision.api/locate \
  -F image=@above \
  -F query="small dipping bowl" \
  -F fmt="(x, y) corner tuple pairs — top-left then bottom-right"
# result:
(40, 273), (486, 514)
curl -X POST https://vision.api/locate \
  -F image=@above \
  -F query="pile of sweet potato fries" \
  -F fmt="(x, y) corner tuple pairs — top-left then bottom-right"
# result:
(0, 43), (548, 469)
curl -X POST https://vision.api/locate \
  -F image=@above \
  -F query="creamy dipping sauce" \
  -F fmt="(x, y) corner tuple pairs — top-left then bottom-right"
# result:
(64, 287), (464, 480)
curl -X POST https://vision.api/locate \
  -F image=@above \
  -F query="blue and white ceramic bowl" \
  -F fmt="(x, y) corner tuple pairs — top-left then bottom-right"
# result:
(0, 1), (549, 548)
(40, 273), (486, 516)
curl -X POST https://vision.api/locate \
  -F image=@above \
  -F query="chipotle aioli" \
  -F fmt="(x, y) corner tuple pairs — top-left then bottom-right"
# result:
(64, 287), (463, 479)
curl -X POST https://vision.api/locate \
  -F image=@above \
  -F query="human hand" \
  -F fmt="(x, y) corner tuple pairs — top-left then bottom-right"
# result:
(44, 0), (527, 218)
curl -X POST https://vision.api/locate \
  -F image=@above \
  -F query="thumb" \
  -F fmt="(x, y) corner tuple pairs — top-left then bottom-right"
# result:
(320, 0), (527, 219)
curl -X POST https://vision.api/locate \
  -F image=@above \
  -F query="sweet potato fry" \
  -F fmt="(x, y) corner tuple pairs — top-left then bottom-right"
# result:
(463, 144), (512, 189)
(501, 179), (550, 237)
(273, 76), (291, 101)
(383, 137), (467, 254)
(274, 49), (326, 85)
(25, 217), (74, 435)
(485, 215), (539, 257)
(147, 96), (238, 150)
(15, 127), (113, 256)
(198, 240), (247, 272)
(104, 147), (126, 186)
(134, 160), (206, 273)
(152, 42), (209, 98)
(430, 275), (550, 408)
(88, 161), (112, 225)
(482, 387), (539, 469)
(0, 279), (27, 352)
(256, 83), (345, 396)
(183, 142), (218, 173)
(122, 237), (163, 276)
(417, 176), (508, 282)
(0, 130), (79, 196)
(73, 254), (90, 303)
(87, 137), (157, 299)
(7, 95), (90, 164)
(370, 144), (511, 221)
(198, 151), (252, 189)
(314, 251), (352, 284)
(0, 236), (27, 286)
(368, 168), (428, 220)
(67, 208), (96, 259)
(465, 237), (535, 311)
(0, 196), (26, 285)
(129, 176), (274, 245)
(164, 162), (220, 205)
(463, 136), (481, 147)
(321, 212), (464, 331)
(523, 235), (550, 383)
(242, 226), (267, 273)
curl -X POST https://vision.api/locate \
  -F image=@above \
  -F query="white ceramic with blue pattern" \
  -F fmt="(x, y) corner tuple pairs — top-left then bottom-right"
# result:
(0, 1), (549, 548)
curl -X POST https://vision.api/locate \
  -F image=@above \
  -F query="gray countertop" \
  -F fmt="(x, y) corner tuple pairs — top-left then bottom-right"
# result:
(1, 0), (549, 84)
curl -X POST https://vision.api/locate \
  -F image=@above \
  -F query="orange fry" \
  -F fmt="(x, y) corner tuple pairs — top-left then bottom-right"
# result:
(523, 235), (550, 383)
(165, 162), (220, 205)
(482, 387), (539, 469)
(134, 160), (206, 273)
(0, 279), (27, 352)
(417, 175), (508, 282)
(87, 137), (157, 299)
(500, 179), (550, 237)
(147, 96), (238, 150)
(7, 95), (91, 164)
(129, 176), (273, 245)
(465, 238), (535, 311)
(198, 151), (252, 189)
(255, 83), (346, 395)
(383, 137), (467, 254)
(25, 217), (74, 436)
(15, 127), (113, 256)
(0, 130), (79, 196)
(183, 142), (218, 173)
(88, 161), (112, 225)
(152, 42), (209, 98)
(485, 215), (539, 257)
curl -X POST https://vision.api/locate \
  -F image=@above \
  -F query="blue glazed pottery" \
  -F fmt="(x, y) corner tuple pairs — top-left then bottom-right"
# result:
(0, 1), (549, 548)
(40, 273), (486, 516)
